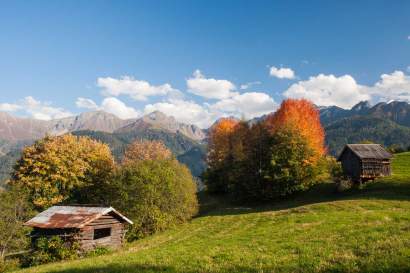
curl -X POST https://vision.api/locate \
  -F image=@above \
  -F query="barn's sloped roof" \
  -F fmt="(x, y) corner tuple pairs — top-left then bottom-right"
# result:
(24, 206), (133, 228)
(338, 144), (392, 161)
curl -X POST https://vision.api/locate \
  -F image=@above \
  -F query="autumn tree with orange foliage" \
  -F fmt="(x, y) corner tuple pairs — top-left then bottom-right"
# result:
(264, 98), (325, 161)
(122, 140), (172, 165)
(257, 99), (327, 199)
(205, 99), (328, 201)
(204, 118), (239, 193)
(207, 118), (239, 169)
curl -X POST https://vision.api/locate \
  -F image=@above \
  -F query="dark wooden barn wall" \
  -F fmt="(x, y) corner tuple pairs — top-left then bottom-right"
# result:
(340, 149), (362, 180)
(78, 213), (125, 251)
(340, 148), (392, 181)
(361, 159), (391, 178)
(30, 227), (77, 245)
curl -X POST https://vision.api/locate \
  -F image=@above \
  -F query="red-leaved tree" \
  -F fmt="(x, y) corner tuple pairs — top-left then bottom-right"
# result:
(264, 98), (325, 162)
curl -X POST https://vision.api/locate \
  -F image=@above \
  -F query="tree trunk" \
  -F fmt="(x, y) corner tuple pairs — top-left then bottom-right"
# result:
(0, 247), (6, 260)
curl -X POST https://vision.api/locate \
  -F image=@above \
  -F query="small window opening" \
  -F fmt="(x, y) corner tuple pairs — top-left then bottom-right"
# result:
(93, 228), (111, 240)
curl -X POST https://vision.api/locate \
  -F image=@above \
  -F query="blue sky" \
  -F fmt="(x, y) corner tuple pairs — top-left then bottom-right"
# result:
(0, 1), (410, 127)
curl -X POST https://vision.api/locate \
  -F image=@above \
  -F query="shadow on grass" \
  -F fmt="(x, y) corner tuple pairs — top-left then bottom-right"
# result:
(44, 261), (410, 273)
(198, 177), (410, 217)
(47, 264), (180, 273)
(46, 265), (266, 273)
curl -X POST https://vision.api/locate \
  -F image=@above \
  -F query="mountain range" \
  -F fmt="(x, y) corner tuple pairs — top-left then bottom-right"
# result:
(319, 100), (410, 127)
(319, 100), (410, 154)
(1, 100), (410, 188)
(0, 111), (207, 188)
(0, 110), (205, 143)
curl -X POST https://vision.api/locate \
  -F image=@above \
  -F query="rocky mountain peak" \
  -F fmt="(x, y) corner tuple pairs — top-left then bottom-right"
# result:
(351, 101), (371, 112)
(319, 100), (410, 128)
(115, 111), (206, 141)
(142, 111), (177, 125)
(47, 111), (133, 135)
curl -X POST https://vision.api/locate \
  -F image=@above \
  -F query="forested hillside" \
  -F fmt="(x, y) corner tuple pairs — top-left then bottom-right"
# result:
(72, 129), (207, 177)
(0, 142), (33, 189)
(321, 101), (410, 155)
(325, 116), (410, 155)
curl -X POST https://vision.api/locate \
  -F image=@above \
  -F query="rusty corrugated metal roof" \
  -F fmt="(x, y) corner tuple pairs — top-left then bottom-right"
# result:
(24, 206), (133, 228)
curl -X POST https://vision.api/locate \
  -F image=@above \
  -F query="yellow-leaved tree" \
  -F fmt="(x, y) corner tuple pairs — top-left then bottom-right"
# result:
(10, 134), (114, 210)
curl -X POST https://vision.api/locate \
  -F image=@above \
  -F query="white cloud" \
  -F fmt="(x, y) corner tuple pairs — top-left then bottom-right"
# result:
(0, 96), (73, 120)
(187, 70), (237, 99)
(11, 69), (408, 127)
(0, 103), (22, 112)
(407, 35), (410, 40)
(144, 99), (214, 128)
(9, 69), (410, 126)
(144, 91), (277, 128)
(75, 97), (99, 110)
(210, 92), (277, 119)
(283, 74), (370, 109)
(100, 97), (140, 119)
(283, 70), (410, 108)
(370, 71), (410, 102)
(22, 96), (73, 120)
(92, 73), (277, 127)
(97, 76), (179, 101)
(269, 66), (295, 79)
(240, 81), (261, 90)
(76, 97), (140, 119)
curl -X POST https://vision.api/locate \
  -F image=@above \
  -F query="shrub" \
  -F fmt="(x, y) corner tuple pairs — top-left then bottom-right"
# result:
(0, 186), (32, 263)
(329, 157), (343, 180)
(26, 236), (80, 266)
(85, 246), (112, 258)
(0, 259), (20, 273)
(109, 159), (198, 240)
(327, 157), (354, 192)
(315, 156), (337, 183)
(387, 144), (405, 154)
(335, 178), (354, 192)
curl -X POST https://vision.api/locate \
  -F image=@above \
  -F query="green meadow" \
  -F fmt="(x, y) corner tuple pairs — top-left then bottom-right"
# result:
(20, 153), (410, 273)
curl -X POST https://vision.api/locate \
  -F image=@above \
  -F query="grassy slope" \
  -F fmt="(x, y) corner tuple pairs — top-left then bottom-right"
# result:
(21, 153), (410, 273)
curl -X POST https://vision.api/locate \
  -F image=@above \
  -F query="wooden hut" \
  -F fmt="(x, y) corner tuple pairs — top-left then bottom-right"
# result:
(24, 206), (133, 251)
(337, 144), (392, 182)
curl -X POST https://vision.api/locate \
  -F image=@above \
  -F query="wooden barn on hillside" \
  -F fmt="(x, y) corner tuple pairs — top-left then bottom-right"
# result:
(24, 206), (133, 251)
(337, 144), (392, 182)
